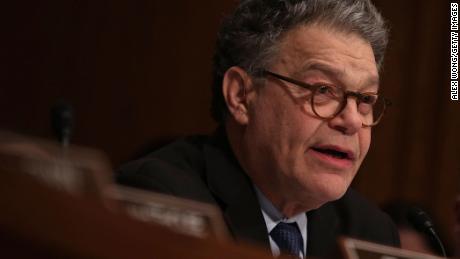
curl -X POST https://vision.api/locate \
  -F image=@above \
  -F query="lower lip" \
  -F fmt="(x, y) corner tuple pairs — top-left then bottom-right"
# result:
(308, 149), (354, 169)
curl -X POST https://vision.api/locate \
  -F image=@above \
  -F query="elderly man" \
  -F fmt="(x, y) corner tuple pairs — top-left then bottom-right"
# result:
(117, 0), (399, 257)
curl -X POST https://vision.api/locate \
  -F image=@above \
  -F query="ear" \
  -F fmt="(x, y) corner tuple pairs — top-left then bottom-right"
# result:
(222, 66), (252, 125)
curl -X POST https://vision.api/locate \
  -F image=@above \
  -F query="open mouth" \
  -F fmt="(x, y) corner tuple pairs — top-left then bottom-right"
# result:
(311, 147), (352, 160)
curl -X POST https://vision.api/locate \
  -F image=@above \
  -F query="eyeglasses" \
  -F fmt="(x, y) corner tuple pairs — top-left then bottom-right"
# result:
(262, 70), (391, 127)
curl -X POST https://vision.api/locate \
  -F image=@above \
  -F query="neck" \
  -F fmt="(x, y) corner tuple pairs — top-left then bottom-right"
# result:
(262, 187), (322, 217)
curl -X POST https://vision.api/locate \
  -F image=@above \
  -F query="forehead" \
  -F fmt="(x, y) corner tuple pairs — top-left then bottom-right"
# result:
(273, 24), (379, 89)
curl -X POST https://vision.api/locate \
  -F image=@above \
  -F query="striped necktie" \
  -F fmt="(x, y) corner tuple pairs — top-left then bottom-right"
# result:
(270, 222), (304, 258)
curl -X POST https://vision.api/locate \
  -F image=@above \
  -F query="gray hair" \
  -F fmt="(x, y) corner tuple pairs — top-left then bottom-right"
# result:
(210, 0), (389, 123)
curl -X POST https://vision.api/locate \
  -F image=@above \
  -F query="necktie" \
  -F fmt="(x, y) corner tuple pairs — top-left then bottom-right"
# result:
(270, 222), (304, 257)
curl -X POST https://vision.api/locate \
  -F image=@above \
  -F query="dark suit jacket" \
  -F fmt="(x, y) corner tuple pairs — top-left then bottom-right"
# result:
(117, 129), (400, 258)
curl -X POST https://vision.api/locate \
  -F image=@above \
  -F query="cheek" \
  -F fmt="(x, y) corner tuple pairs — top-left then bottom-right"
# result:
(248, 90), (295, 142)
(247, 87), (323, 166)
(251, 109), (298, 159)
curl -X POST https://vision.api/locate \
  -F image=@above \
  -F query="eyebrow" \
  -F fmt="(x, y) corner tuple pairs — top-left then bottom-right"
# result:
(298, 61), (380, 91)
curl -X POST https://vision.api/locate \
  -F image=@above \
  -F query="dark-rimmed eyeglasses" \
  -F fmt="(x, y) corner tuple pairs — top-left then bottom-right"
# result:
(262, 70), (391, 127)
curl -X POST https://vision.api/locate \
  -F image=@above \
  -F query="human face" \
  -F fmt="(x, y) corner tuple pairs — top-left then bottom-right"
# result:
(243, 24), (379, 212)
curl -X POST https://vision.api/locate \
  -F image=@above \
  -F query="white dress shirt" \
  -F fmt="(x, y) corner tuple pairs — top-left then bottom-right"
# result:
(254, 187), (307, 258)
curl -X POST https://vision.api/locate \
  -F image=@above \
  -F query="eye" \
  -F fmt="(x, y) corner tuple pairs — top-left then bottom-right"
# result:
(315, 85), (332, 94)
(315, 84), (341, 99)
(360, 94), (377, 104)
(317, 85), (330, 94)
(358, 94), (378, 115)
(313, 84), (342, 105)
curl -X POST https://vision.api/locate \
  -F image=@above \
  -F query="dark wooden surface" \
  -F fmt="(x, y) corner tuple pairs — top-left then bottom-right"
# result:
(0, 169), (279, 259)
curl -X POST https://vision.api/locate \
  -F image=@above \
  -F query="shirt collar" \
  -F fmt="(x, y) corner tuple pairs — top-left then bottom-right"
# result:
(254, 186), (308, 257)
(254, 186), (307, 227)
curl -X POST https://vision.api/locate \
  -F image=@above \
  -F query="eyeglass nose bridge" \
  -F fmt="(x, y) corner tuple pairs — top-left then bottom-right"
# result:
(333, 90), (366, 117)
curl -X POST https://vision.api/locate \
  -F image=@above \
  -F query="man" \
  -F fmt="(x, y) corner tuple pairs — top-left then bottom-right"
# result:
(117, 0), (400, 257)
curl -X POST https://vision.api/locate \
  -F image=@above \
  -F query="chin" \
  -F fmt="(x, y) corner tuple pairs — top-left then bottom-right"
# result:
(310, 175), (351, 204)
(326, 186), (348, 201)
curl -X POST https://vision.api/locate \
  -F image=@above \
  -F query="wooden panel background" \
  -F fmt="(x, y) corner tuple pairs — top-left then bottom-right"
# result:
(2, 0), (459, 251)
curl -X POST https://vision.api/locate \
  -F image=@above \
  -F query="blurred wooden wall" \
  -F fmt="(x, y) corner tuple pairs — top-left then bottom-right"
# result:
(2, 0), (459, 251)
(354, 0), (460, 249)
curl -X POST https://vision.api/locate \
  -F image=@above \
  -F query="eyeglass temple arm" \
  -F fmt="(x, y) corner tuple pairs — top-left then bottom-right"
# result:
(262, 70), (315, 91)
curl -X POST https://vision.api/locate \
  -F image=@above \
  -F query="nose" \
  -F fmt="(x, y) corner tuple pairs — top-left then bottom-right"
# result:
(328, 98), (363, 135)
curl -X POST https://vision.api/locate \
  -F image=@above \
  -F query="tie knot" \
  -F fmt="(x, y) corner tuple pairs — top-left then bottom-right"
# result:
(270, 222), (304, 258)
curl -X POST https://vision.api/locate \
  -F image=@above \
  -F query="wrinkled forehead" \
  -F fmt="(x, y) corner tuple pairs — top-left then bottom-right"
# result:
(272, 25), (379, 89)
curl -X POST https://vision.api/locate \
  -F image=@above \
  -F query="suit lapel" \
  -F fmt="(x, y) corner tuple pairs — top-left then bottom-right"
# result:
(201, 129), (343, 254)
(307, 202), (340, 257)
(202, 131), (269, 247)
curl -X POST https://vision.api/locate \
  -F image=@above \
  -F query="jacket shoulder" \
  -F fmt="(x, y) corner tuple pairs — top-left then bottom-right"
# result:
(337, 189), (401, 247)
(116, 136), (217, 204)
